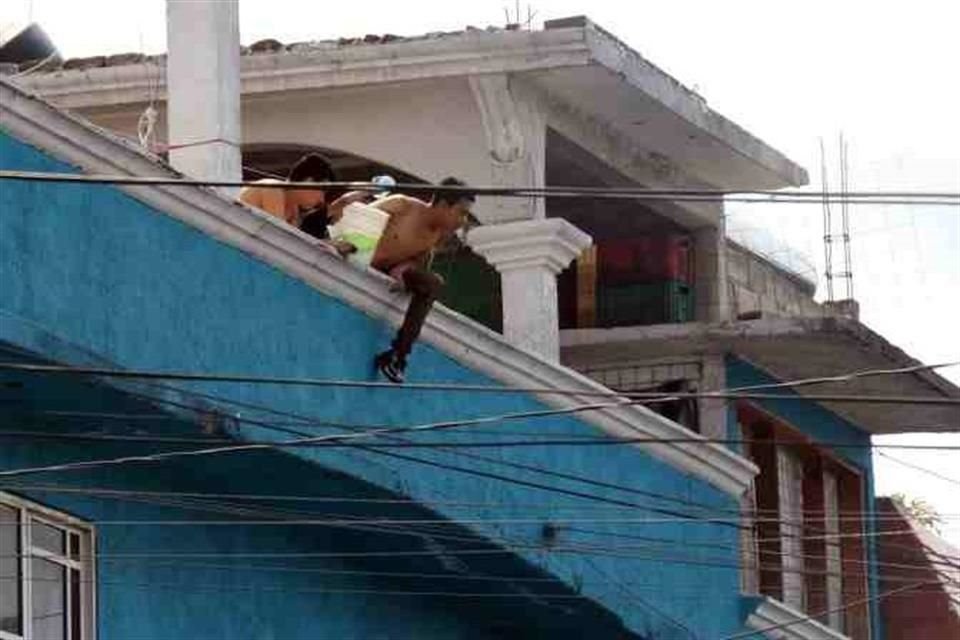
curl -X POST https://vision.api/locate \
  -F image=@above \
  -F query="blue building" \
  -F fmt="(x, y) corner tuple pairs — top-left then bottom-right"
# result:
(1, 38), (957, 640)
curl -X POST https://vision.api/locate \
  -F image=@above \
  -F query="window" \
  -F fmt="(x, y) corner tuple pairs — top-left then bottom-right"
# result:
(738, 404), (871, 640)
(0, 494), (94, 640)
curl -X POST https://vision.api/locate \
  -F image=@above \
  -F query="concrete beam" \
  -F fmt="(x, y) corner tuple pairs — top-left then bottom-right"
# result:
(540, 85), (721, 227)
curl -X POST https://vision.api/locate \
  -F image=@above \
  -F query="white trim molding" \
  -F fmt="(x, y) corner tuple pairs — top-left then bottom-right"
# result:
(0, 76), (758, 497)
(746, 597), (850, 640)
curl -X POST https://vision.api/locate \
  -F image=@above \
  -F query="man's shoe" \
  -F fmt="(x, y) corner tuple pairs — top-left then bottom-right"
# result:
(375, 350), (406, 384)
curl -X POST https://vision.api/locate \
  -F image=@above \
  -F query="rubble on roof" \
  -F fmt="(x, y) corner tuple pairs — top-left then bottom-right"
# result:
(10, 24), (517, 75)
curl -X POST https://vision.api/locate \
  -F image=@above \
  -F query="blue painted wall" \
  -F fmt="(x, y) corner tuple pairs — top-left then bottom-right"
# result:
(727, 357), (883, 639)
(1, 129), (756, 638)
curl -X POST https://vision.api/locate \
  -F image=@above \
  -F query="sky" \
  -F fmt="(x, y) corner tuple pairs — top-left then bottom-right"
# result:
(2, 1), (958, 543)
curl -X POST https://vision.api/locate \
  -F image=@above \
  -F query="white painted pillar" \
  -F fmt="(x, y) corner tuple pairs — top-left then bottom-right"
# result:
(468, 218), (592, 360)
(165, 0), (242, 186)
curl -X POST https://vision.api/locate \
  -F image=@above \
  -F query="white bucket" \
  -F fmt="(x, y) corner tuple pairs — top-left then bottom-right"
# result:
(328, 203), (390, 267)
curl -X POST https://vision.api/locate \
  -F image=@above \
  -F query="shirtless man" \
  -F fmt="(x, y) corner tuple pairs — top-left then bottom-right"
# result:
(238, 154), (367, 255)
(371, 177), (477, 383)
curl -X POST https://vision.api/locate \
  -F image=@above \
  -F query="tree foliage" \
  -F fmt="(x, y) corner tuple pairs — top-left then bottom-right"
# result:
(890, 493), (943, 533)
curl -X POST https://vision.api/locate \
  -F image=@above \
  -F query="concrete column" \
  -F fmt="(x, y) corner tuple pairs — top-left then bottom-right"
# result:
(165, 0), (241, 185)
(694, 213), (730, 322)
(698, 354), (727, 440)
(468, 219), (592, 360)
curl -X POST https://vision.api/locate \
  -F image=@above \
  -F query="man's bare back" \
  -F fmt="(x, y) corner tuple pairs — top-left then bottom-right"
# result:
(370, 194), (451, 273)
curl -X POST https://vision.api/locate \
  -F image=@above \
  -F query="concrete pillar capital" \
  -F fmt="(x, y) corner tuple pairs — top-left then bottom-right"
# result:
(467, 218), (591, 361)
(466, 218), (592, 275)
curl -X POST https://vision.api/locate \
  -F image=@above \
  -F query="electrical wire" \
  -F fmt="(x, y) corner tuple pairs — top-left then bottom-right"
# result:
(11, 483), (958, 520)
(1, 170), (958, 206)
(0, 538), (946, 584)
(2, 359), (956, 540)
(2, 361), (956, 403)
(102, 375), (750, 525)
(4, 428), (960, 451)
(876, 451), (960, 487)
(0, 428), (960, 452)
(5, 480), (958, 577)
(2, 359), (955, 541)
(6, 480), (955, 583)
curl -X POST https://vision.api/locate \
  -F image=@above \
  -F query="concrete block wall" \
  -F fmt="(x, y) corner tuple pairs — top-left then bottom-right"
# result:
(727, 241), (823, 319)
(581, 359), (702, 392)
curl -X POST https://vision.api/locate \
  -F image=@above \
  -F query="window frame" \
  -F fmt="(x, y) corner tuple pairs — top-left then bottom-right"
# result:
(737, 402), (871, 640)
(0, 493), (96, 640)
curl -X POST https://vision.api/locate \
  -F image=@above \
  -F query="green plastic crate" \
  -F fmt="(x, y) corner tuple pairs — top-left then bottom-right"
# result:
(597, 280), (694, 327)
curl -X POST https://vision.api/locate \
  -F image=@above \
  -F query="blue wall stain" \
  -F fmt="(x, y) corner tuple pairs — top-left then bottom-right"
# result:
(726, 357), (883, 638)
(0, 130), (763, 638)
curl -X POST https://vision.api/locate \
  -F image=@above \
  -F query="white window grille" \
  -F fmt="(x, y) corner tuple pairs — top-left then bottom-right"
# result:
(0, 494), (94, 640)
(777, 446), (806, 611)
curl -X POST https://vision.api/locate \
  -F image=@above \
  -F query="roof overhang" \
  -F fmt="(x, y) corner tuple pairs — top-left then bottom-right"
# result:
(561, 317), (960, 435)
(17, 17), (806, 191)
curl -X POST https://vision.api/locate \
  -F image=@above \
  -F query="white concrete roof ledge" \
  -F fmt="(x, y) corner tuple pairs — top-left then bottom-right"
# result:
(746, 597), (851, 640)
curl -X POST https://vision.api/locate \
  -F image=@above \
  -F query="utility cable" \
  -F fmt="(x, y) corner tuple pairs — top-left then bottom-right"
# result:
(2, 361), (956, 404)
(1, 170), (958, 206)
(876, 451), (960, 487)
(4, 428), (960, 451)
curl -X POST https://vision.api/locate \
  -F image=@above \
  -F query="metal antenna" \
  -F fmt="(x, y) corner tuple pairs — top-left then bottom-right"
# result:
(820, 138), (835, 302)
(839, 134), (855, 300)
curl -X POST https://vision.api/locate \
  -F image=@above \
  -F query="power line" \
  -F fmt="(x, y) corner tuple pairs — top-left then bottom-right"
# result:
(105, 375), (748, 525)
(5, 481), (957, 568)
(6, 409), (955, 437)
(876, 451), (960, 487)
(3, 428), (960, 451)
(0, 537), (945, 584)
(1, 169), (959, 204)
(8, 480), (960, 578)
(11, 483), (957, 519)
(3, 517), (953, 528)
(3, 361), (956, 405)
(6, 358), (955, 408)
(2, 359), (954, 539)
(6, 480), (952, 581)
(1, 361), (955, 536)
(3, 372), (954, 559)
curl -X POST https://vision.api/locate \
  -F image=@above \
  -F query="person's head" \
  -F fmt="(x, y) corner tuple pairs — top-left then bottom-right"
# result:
(431, 177), (477, 231)
(287, 154), (336, 212)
